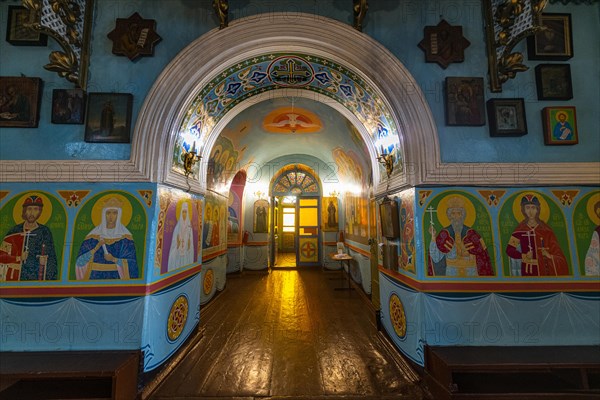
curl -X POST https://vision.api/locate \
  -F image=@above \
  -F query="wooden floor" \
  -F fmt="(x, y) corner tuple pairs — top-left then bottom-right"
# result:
(150, 268), (426, 400)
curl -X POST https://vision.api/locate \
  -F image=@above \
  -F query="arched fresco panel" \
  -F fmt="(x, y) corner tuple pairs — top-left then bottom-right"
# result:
(1, 191), (67, 281)
(424, 191), (496, 278)
(172, 53), (402, 182)
(70, 191), (147, 281)
(499, 191), (571, 277)
(572, 191), (600, 276)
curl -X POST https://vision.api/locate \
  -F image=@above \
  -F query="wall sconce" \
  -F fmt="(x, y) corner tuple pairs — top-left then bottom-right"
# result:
(329, 190), (340, 198)
(376, 146), (394, 179)
(181, 141), (201, 178)
(254, 190), (265, 200)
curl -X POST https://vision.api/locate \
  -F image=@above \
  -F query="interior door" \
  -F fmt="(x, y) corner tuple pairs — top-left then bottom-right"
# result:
(296, 197), (320, 266)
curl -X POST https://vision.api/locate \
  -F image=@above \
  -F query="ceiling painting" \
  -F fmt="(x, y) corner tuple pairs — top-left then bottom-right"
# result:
(262, 106), (322, 134)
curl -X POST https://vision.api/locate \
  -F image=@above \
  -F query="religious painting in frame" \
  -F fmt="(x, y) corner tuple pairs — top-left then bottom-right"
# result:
(0, 191), (67, 281)
(253, 199), (269, 233)
(5, 5), (47, 46)
(535, 64), (573, 101)
(486, 98), (527, 137)
(445, 77), (485, 126)
(84, 93), (133, 143)
(51, 89), (86, 124)
(527, 13), (573, 61)
(542, 106), (578, 145)
(499, 190), (571, 277)
(322, 197), (339, 232)
(0, 76), (42, 128)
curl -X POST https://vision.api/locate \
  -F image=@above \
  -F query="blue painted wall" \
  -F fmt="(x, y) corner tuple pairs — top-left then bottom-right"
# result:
(1, 1), (598, 163)
(378, 185), (600, 366)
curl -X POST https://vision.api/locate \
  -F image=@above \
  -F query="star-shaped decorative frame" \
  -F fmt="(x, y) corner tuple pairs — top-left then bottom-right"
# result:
(107, 12), (162, 61)
(418, 19), (470, 69)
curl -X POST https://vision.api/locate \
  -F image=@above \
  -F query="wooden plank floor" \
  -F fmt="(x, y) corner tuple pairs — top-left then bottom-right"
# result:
(150, 268), (426, 400)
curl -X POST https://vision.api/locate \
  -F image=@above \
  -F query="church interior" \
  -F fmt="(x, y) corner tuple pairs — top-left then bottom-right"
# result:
(1, 0), (599, 399)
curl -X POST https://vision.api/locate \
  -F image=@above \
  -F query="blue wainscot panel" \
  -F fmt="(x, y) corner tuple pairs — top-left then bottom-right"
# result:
(0, 297), (144, 351)
(141, 274), (201, 372)
(379, 273), (424, 365)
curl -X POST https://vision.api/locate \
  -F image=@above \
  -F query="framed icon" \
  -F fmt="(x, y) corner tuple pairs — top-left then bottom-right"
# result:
(535, 64), (573, 101)
(542, 106), (578, 145)
(445, 77), (485, 126)
(527, 13), (573, 61)
(0, 76), (42, 128)
(5, 5), (47, 46)
(84, 93), (133, 143)
(51, 89), (86, 124)
(487, 98), (527, 137)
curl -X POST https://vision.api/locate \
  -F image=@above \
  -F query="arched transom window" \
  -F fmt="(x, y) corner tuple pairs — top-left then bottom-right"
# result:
(272, 167), (320, 197)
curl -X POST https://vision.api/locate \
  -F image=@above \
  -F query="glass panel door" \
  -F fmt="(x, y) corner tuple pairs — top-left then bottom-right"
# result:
(296, 197), (320, 266)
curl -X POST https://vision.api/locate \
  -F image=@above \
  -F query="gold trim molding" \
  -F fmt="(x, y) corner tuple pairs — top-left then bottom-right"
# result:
(484, 0), (547, 92)
(23, 0), (94, 89)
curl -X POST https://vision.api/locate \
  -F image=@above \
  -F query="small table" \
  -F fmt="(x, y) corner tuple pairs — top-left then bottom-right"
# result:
(329, 253), (354, 291)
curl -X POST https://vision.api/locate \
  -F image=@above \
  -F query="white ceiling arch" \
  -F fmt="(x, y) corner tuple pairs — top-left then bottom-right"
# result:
(134, 12), (436, 194)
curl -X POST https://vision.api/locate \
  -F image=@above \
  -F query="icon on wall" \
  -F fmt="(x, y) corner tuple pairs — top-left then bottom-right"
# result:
(445, 77), (485, 126)
(5, 5), (47, 46)
(486, 98), (527, 137)
(51, 89), (86, 124)
(107, 12), (162, 61)
(542, 106), (578, 146)
(0, 76), (42, 128)
(84, 93), (133, 143)
(418, 19), (470, 69)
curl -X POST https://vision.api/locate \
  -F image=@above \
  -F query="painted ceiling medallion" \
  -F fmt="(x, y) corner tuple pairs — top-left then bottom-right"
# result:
(263, 107), (322, 134)
(418, 19), (470, 69)
(107, 13), (162, 61)
(267, 56), (315, 87)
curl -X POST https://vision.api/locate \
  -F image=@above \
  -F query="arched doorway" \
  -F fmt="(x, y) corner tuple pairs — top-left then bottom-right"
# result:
(270, 164), (322, 268)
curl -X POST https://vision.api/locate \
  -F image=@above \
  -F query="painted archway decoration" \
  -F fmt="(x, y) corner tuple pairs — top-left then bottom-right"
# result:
(172, 53), (402, 180)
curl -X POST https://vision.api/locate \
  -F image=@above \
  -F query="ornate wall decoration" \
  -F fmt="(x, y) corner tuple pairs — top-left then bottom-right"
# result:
(483, 0), (548, 92)
(23, 0), (95, 89)
(167, 295), (189, 342)
(418, 20), (470, 69)
(57, 190), (90, 207)
(389, 293), (407, 339)
(353, 0), (368, 31)
(203, 269), (214, 295)
(212, 0), (229, 29)
(107, 12), (162, 61)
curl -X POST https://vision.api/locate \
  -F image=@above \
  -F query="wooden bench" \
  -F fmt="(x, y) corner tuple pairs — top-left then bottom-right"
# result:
(424, 345), (600, 399)
(0, 350), (140, 400)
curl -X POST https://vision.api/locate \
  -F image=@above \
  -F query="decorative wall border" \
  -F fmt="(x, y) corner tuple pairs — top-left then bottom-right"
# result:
(380, 267), (599, 293)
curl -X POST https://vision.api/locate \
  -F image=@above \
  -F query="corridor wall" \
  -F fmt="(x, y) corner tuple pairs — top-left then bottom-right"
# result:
(378, 186), (600, 366)
(0, 183), (205, 372)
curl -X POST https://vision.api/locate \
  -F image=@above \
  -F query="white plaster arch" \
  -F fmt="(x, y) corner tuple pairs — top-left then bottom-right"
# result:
(135, 12), (436, 194)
